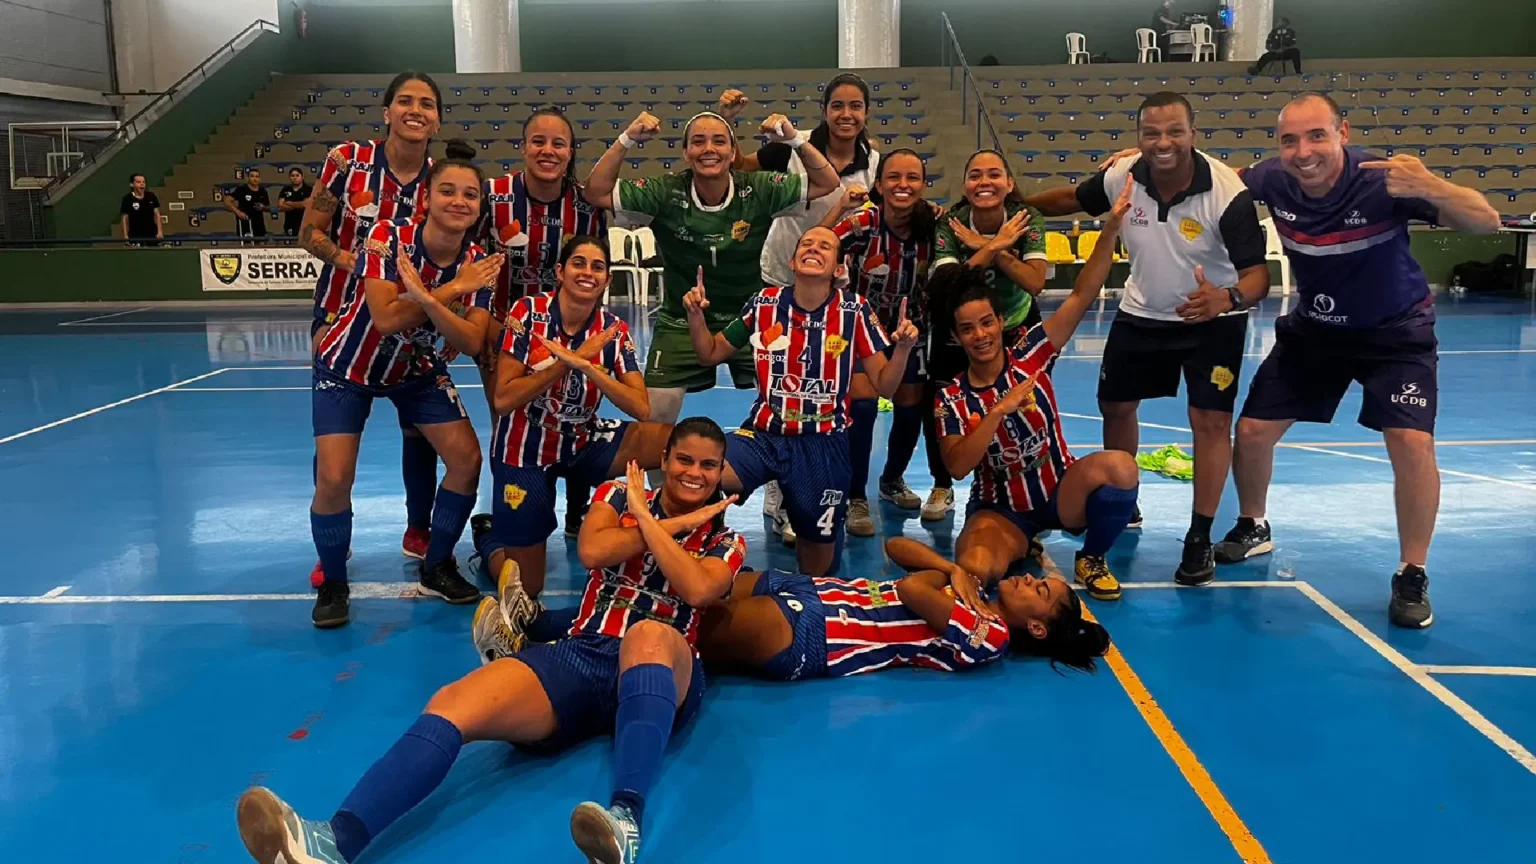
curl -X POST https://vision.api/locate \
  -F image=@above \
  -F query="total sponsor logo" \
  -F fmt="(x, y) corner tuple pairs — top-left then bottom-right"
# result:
(770, 373), (838, 400)
(1391, 382), (1429, 409)
(1305, 293), (1349, 324)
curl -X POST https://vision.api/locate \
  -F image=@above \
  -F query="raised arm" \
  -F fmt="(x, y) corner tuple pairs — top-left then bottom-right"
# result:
(576, 482), (737, 572)
(894, 569), (964, 632)
(493, 321), (618, 415)
(759, 113), (839, 201)
(1361, 154), (1501, 235)
(532, 329), (651, 422)
(859, 297), (918, 398)
(299, 185), (354, 271)
(583, 112), (660, 211)
(1043, 180), (1133, 348)
(1022, 185), (1087, 218)
(682, 269), (740, 366)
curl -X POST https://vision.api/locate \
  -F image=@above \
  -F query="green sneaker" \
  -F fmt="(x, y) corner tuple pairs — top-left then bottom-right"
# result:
(877, 397), (894, 412)
(1136, 444), (1194, 481)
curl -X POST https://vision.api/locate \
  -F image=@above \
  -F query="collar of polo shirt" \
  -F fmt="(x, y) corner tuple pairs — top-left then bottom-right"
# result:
(1130, 152), (1214, 222)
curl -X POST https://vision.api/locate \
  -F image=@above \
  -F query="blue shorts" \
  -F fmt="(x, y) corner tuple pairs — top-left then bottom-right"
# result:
(311, 365), (469, 437)
(725, 428), (850, 543)
(751, 569), (829, 681)
(1241, 313), (1438, 434)
(487, 421), (629, 550)
(515, 634), (706, 751)
(883, 342), (926, 386)
(965, 493), (1076, 543)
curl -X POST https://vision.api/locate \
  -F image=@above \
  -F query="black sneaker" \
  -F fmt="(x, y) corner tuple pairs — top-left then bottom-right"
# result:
(417, 558), (482, 605)
(1127, 505), (1144, 530)
(1174, 536), (1216, 586)
(1214, 517), (1274, 564)
(312, 580), (350, 628)
(1389, 565), (1434, 629)
(470, 513), (493, 549)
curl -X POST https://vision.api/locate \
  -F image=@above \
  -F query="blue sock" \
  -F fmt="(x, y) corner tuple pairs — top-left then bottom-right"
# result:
(879, 404), (923, 486)
(610, 664), (677, 825)
(424, 486), (475, 568)
(331, 714), (463, 862)
(1081, 485), (1138, 556)
(401, 434), (438, 529)
(847, 398), (878, 500)
(311, 509), (352, 585)
(526, 606), (579, 643)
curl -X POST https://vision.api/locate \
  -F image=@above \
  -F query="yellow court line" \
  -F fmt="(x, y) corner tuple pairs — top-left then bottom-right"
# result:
(1043, 552), (1273, 863)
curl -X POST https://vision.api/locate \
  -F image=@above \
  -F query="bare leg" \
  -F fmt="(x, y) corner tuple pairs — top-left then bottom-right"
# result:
(1232, 416), (1294, 518)
(1187, 407), (1234, 520)
(1383, 428), (1439, 565)
(955, 509), (1031, 587)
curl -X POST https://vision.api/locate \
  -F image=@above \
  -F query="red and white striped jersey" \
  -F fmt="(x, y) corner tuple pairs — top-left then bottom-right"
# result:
(722, 285), (890, 436)
(317, 219), (490, 387)
(312, 141), (432, 325)
(831, 205), (934, 333)
(816, 577), (1011, 676)
(936, 325), (1072, 512)
(477, 172), (606, 319)
(570, 481), (748, 651)
(492, 291), (640, 467)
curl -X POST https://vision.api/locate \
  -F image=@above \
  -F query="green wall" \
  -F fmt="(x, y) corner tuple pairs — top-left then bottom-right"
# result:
(293, 4), (455, 74)
(47, 28), (300, 239)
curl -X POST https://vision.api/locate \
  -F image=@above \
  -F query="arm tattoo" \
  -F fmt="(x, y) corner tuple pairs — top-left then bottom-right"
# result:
(302, 225), (343, 265)
(310, 186), (340, 215)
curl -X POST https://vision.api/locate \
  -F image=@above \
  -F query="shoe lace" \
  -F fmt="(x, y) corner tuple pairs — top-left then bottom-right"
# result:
(1079, 555), (1109, 580)
(1395, 569), (1428, 603)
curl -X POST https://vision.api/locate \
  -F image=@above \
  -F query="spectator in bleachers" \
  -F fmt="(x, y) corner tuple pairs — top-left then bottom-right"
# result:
(278, 167), (313, 236)
(1249, 17), (1302, 76)
(225, 168), (270, 239)
(719, 72), (883, 537)
(119, 173), (162, 243)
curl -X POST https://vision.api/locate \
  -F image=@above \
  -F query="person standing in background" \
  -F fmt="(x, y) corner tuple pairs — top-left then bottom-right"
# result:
(226, 168), (270, 239)
(278, 167), (313, 236)
(120, 173), (163, 243)
(1153, 0), (1178, 41)
(1249, 18), (1302, 76)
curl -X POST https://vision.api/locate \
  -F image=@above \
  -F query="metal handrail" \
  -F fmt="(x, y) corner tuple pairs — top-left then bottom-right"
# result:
(43, 18), (281, 202)
(938, 12), (1008, 168)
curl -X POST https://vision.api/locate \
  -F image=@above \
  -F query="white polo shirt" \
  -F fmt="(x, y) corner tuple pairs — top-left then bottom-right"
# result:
(755, 135), (881, 287)
(1075, 150), (1266, 322)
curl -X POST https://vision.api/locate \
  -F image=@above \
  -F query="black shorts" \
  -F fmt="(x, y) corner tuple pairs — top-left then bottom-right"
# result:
(1240, 313), (1438, 434)
(1097, 312), (1247, 412)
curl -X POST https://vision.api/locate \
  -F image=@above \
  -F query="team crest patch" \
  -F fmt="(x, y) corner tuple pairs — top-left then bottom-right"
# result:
(731, 220), (751, 242)
(749, 321), (790, 352)
(208, 253), (241, 285)
(732, 428), (756, 439)
(363, 236), (390, 259)
(1178, 218), (1204, 242)
(328, 148), (349, 168)
(503, 484), (527, 510)
(825, 335), (849, 357)
(1210, 365), (1235, 392)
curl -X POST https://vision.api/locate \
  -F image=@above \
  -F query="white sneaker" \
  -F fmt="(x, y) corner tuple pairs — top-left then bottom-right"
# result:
(763, 480), (783, 518)
(236, 787), (346, 864)
(773, 508), (797, 547)
(921, 487), (955, 522)
(846, 499), (875, 537)
(571, 801), (641, 864)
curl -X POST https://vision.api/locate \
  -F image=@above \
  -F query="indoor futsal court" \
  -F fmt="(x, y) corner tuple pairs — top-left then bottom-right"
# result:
(2, 293), (1534, 863)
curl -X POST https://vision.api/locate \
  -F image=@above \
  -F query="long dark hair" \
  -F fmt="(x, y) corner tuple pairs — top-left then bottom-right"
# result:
(871, 148), (938, 241)
(808, 73), (873, 157)
(962, 149), (1027, 209)
(925, 262), (997, 341)
(557, 233), (609, 267)
(522, 106), (579, 185)
(1011, 589), (1111, 673)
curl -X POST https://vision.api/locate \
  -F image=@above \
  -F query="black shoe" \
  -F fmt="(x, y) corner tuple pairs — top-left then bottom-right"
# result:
(417, 558), (482, 605)
(470, 513), (493, 549)
(564, 498), (588, 539)
(1214, 517), (1274, 564)
(1174, 536), (1216, 586)
(1389, 565), (1434, 629)
(312, 580), (350, 628)
(1127, 505), (1144, 530)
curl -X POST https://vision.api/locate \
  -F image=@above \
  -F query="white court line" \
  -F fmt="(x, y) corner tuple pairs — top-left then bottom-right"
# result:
(1283, 443), (1536, 492)
(1114, 580), (1294, 589)
(0, 368), (229, 446)
(1059, 348), (1536, 360)
(41, 586), (71, 598)
(0, 582), (580, 604)
(57, 308), (150, 326)
(1293, 582), (1536, 775)
(171, 384), (486, 392)
(217, 364), (479, 372)
(1421, 665), (1536, 677)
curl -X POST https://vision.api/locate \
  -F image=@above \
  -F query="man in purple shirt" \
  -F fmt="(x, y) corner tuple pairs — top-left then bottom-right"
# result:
(1216, 93), (1500, 629)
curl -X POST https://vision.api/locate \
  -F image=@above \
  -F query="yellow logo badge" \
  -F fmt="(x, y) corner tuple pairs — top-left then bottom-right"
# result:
(732, 428), (755, 439)
(731, 220), (751, 242)
(1210, 365), (1234, 391)
(825, 335), (849, 357)
(1179, 218), (1204, 242)
(503, 483), (528, 509)
(209, 254), (242, 285)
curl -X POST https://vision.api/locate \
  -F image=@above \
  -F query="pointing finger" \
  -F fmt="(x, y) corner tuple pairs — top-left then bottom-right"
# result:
(898, 296), (908, 323)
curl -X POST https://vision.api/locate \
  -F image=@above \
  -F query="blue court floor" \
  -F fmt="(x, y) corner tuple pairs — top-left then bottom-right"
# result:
(3, 293), (1535, 863)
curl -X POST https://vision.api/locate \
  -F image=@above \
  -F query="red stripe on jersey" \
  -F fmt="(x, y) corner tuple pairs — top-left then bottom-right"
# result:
(834, 206), (934, 331)
(313, 141), (432, 323)
(480, 173), (607, 319)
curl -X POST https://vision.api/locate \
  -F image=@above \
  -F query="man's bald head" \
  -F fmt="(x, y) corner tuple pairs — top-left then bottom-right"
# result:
(1276, 92), (1351, 197)
(1280, 92), (1344, 130)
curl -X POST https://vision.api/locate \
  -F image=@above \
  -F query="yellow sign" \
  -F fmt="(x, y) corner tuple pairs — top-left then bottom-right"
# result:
(1179, 218), (1204, 242)
(825, 335), (849, 357)
(1210, 365), (1234, 391)
(503, 483), (528, 509)
(209, 254), (241, 285)
(731, 220), (751, 242)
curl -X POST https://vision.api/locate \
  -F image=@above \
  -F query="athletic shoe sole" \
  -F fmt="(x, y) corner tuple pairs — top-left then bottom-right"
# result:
(416, 583), (482, 605)
(311, 611), (349, 629)
(878, 488), (922, 511)
(1213, 538), (1274, 564)
(570, 803), (626, 864)
(1174, 567), (1216, 586)
(236, 788), (302, 864)
(1391, 611), (1435, 629)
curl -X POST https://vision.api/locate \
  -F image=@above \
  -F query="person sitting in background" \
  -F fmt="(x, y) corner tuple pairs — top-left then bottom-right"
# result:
(225, 168), (270, 238)
(278, 167), (313, 236)
(1152, 0), (1177, 40)
(1249, 18), (1301, 76)
(120, 173), (162, 243)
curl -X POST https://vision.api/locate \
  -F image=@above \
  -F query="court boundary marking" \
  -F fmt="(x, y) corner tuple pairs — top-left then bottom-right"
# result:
(57, 307), (152, 326)
(0, 368), (230, 445)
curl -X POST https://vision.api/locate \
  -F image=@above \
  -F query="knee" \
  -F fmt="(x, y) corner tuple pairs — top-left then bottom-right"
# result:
(315, 459), (356, 496)
(619, 620), (680, 667)
(1189, 409), (1233, 438)
(424, 678), (473, 726)
(1383, 427), (1435, 459)
(444, 440), (482, 478)
(1098, 400), (1137, 421)
(1100, 450), (1140, 488)
(1235, 417), (1280, 451)
(648, 389), (684, 425)
(958, 547), (1005, 583)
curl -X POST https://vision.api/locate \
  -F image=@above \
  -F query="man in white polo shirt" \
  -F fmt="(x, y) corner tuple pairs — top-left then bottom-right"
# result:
(1026, 91), (1271, 585)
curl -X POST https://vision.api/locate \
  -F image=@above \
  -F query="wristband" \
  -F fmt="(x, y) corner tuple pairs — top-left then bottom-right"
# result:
(789, 130), (811, 148)
(617, 132), (636, 150)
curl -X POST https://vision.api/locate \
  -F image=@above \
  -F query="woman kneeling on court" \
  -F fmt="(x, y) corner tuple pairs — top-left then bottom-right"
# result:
(238, 418), (746, 864)
(686, 225), (918, 577)
(309, 142), (502, 627)
(470, 234), (672, 611)
(937, 182), (1141, 602)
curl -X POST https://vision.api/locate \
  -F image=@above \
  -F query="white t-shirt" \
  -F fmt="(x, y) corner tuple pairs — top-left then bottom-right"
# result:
(756, 136), (880, 287)
(1074, 151), (1267, 322)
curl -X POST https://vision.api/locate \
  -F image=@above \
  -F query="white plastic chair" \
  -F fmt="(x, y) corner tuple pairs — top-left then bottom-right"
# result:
(1190, 23), (1217, 62)
(606, 226), (638, 305)
(630, 227), (665, 310)
(1065, 33), (1091, 65)
(1135, 29), (1162, 63)
(1261, 217), (1292, 295)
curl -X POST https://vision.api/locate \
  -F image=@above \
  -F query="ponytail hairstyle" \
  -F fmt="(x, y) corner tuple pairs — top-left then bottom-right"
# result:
(427, 138), (484, 186)
(522, 106), (579, 185)
(1010, 589), (1112, 674)
(962, 149), (1027, 209)
(808, 72), (873, 156)
(870, 148), (938, 242)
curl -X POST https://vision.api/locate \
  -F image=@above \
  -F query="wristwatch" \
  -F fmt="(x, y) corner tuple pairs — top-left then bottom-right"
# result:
(1223, 284), (1245, 311)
